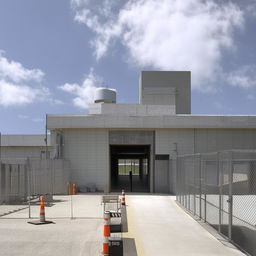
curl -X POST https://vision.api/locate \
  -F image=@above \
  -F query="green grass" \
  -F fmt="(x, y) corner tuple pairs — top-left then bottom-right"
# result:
(118, 165), (140, 175)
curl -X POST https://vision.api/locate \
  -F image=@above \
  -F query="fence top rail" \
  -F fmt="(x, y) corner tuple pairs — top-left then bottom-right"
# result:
(177, 149), (256, 159)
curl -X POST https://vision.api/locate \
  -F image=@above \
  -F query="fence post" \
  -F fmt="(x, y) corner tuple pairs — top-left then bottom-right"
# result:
(199, 154), (202, 220)
(182, 158), (185, 206)
(218, 152), (222, 234)
(203, 158), (207, 223)
(0, 162), (2, 204)
(228, 151), (233, 241)
(185, 159), (187, 209)
(188, 159), (190, 211)
(193, 155), (196, 216)
(26, 158), (31, 219)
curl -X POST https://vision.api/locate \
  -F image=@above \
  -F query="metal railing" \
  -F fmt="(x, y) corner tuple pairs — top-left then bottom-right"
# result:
(176, 150), (256, 256)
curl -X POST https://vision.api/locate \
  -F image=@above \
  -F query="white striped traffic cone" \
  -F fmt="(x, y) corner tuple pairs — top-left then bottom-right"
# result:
(121, 189), (126, 206)
(27, 195), (53, 225)
(102, 211), (110, 256)
(40, 196), (46, 222)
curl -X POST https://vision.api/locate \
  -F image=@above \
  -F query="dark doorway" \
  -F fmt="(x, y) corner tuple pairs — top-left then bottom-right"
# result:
(110, 145), (150, 192)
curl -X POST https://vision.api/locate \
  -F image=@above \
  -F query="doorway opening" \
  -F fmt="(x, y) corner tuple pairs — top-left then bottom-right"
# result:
(110, 145), (150, 192)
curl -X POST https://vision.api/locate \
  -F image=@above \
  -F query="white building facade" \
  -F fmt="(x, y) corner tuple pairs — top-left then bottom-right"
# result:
(46, 71), (256, 194)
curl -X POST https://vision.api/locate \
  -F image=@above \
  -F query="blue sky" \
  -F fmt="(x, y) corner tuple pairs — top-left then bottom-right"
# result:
(0, 0), (256, 134)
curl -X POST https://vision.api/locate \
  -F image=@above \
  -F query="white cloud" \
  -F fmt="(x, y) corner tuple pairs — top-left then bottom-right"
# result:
(244, 0), (256, 17)
(59, 70), (101, 109)
(0, 51), (44, 83)
(73, 7), (121, 60)
(0, 80), (49, 107)
(227, 65), (256, 88)
(0, 51), (51, 107)
(72, 0), (244, 90)
(71, 0), (89, 9)
(18, 114), (46, 123)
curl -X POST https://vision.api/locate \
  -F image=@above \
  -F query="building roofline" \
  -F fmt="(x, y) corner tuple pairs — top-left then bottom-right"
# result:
(47, 114), (256, 129)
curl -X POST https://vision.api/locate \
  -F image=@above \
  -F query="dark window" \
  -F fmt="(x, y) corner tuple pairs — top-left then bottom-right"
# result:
(155, 155), (169, 160)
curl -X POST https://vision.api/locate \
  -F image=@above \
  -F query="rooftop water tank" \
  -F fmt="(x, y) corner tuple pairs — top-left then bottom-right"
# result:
(94, 88), (116, 103)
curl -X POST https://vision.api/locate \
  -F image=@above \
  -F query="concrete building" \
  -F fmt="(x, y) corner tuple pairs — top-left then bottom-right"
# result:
(1, 135), (51, 163)
(46, 71), (256, 194)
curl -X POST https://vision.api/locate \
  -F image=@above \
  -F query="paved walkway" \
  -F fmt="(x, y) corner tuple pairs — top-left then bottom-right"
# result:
(123, 195), (245, 256)
(0, 218), (102, 256)
(0, 195), (104, 256)
(0, 194), (246, 256)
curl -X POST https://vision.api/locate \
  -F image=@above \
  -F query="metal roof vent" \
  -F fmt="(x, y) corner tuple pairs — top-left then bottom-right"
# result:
(94, 88), (116, 103)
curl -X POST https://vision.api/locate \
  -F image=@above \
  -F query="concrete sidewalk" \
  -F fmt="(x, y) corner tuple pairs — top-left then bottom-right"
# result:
(123, 195), (245, 256)
(0, 195), (104, 256)
(0, 218), (102, 256)
(0, 194), (246, 256)
(0, 195), (103, 219)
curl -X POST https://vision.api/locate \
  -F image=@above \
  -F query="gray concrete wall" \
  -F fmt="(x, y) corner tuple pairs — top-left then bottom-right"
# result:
(47, 114), (256, 129)
(1, 135), (53, 163)
(109, 130), (154, 145)
(155, 128), (256, 194)
(155, 129), (195, 155)
(62, 129), (109, 191)
(155, 159), (169, 193)
(0, 163), (27, 203)
(155, 128), (256, 156)
(155, 129), (195, 194)
(29, 159), (70, 195)
(1, 147), (50, 163)
(1, 134), (50, 146)
(47, 128), (256, 195)
(139, 71), (191, 114)
(89, 103), (176, 116)
(195, 129), (256, 153)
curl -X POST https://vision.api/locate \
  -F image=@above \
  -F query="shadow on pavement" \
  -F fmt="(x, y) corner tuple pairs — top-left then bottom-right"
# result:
(123, 238), (138, 256)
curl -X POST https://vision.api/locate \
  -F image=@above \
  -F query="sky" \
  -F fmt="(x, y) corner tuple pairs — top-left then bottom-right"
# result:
(0, 0), (256, 134)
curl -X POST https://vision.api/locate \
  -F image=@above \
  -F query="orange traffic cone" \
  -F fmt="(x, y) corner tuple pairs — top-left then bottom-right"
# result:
(28, 195), (54, 225)
(40, 196), (46, 222)
(73, 184), (77, 195)
(68, 182), (72, 195)
(121, 189), (126, 206)
(102, 211), (110, 256)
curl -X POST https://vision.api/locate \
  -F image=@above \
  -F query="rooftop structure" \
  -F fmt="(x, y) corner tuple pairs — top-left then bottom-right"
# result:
(45, 71), (256, 195)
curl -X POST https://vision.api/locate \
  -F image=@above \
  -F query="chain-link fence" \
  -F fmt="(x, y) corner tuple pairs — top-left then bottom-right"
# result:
(0, 157), (110, 220)
(176, 150), (256, 256)
(0, 158), (73, 219)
